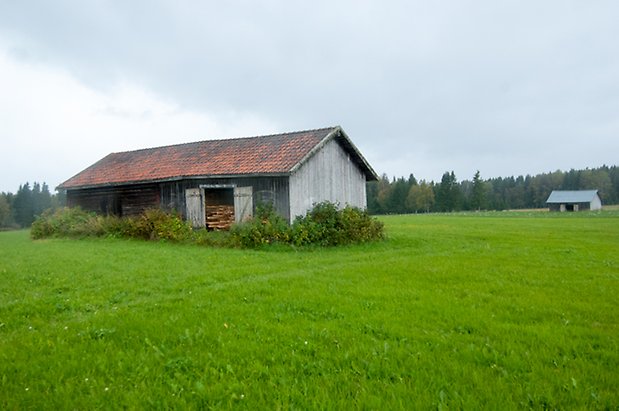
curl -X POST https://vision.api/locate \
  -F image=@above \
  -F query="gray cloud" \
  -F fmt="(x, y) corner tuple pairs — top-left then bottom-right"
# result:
(1, 0), (618, 192)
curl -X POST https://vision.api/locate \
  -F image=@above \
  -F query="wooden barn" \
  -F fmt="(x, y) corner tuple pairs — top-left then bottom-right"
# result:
(546, 190), (602, 212)
(58, 126), (378, 229)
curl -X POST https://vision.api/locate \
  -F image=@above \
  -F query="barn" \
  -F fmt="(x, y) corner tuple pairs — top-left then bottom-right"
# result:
(58, 126), (378, 229)
(546, 190), (602, 212)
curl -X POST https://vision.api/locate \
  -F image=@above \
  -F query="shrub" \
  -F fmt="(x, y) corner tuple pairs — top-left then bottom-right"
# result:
(291, 202), (338, 246)
(31, 207), (105, 239)
(99, 215), (134, 239)
(31, 208), (192, 242)
(31, 202), (385, 248)
(119, 209), (193, 242)
(339, 205), (385, 243)
(229, 203), (291, 248)
(231, 201), (385, 248)
(291, 202), (384, 246)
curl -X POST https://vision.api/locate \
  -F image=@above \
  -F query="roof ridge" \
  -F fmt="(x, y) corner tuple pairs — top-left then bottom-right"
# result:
(550, 189), (598, 193)
(110, 126), (340, 155)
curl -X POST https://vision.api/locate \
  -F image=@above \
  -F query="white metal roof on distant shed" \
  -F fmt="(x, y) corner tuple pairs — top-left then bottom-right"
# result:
(546, 190), (599, 203)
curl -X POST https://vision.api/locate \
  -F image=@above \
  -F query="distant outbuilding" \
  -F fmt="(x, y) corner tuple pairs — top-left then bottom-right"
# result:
(546, 190), (602, 212)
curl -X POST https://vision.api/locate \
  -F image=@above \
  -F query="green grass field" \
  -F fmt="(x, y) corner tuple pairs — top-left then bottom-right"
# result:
(1, 212), (618, 409)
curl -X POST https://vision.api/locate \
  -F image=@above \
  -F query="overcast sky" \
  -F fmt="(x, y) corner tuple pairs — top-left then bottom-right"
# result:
(1, 1), (618, 193)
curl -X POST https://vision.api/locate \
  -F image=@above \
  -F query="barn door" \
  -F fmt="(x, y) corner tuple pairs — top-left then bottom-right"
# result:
(185, 188), (205, 228)
(234, 186), (253, 223)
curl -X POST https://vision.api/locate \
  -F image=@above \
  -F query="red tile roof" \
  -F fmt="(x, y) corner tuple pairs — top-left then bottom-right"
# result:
(59, 126), (377, 189)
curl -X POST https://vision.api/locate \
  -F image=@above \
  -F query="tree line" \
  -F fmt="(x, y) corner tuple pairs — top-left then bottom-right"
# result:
(367, 165), (619, 214)
(0, 183), (65, 229)
(1, 165), (618, 228)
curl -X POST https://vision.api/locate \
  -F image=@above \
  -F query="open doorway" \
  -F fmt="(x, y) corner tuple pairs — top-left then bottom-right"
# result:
(204, 187), (235, 230)
(185, 185), (253, 230)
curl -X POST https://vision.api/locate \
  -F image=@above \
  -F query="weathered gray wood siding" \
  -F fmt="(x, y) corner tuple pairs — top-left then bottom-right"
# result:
(288, 138), (367, 219)
(160, 177), (290, 221)
(67, 177), (289, 222)
(66, 184), (159, 216)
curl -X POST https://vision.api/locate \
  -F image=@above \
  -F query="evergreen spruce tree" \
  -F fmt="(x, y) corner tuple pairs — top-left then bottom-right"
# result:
(471, 170), (486, 210)
(0, 194), (12, 227)
(12, 183), (34, 227)
(436, 171), (460, 211)
(366, 180), (381, 214)
(389, 177), (410, 214)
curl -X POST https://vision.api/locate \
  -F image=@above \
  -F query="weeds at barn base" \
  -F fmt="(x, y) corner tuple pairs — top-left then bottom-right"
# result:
(31, 202), (385, 248)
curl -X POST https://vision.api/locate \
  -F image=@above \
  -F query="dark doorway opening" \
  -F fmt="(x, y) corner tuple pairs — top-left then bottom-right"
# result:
(204, 188), (234, 230)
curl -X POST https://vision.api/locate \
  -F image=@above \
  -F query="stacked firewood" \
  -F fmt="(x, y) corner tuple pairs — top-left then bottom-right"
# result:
(206, 205), (235, 230)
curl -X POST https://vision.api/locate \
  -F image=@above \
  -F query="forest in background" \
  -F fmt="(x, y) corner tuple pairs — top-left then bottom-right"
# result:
(367, 165), (618, 214)
(1, 165), (618, 228)
(0, 183), (64, 229)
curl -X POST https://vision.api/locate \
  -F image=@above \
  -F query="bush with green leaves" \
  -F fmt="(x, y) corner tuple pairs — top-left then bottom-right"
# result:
(291, 202), (384, 246)
(31, 207), (192, 242)
(230, 201), (384, 248)
(32, 202), (384, 248)
(31, 207), (105, 239)
(118, 209), (193, 241)
(339, 205), (386, 243)
(291, 201), (342, 246)
(229, 203), (291, 248)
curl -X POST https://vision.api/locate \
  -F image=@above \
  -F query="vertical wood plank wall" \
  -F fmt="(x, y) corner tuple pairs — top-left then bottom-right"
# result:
(288, 139), (367, 219)
(67, 177), (290, 221)
(66, 184), (159, 216)
(160, 177), (290, 221)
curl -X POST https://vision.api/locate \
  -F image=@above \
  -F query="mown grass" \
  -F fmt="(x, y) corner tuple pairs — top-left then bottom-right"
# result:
(1, 211), (618, 409)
